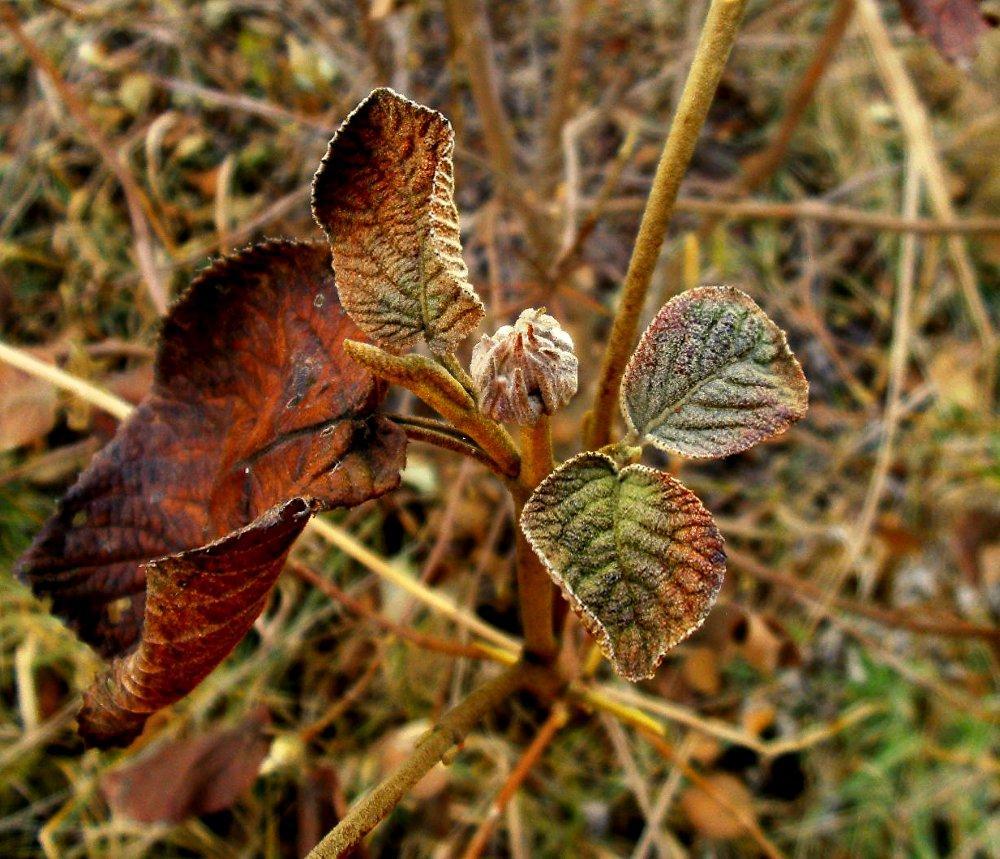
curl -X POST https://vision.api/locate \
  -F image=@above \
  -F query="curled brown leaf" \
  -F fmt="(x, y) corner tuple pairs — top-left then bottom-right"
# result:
(17, 240), (406, 747)
(312, 88), (485, 355)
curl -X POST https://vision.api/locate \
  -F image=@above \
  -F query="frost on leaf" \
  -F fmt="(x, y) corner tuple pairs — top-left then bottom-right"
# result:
(621, 286), (807, 459)
(520, 452), (725, 681)
(16, 241), (406, 747)
(312, 88), (485, 355)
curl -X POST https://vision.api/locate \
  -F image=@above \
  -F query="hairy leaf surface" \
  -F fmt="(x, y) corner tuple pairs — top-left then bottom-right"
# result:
(520, 452), (725, 680)
(17, 240), (406, 746)
(621, 287), (807, 458)
(312, 87), (484, 354)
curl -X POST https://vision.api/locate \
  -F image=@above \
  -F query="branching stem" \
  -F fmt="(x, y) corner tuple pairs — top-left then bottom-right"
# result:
(585, 0), (750, 449)
(345, 340), (521, 477)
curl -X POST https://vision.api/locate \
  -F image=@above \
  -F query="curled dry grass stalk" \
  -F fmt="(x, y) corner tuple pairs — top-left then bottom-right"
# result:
(1, 0), (998, 857)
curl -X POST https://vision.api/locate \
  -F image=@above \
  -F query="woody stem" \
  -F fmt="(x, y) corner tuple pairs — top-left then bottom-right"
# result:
(512, 415), (558, 663)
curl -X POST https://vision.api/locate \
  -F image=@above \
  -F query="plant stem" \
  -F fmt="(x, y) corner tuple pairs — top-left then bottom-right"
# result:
(584, 0), (749, 449)
(855, 0), (996, 394)
(0, 340), (134, 420)
(307, 517), (521, 652)
(345, 340), (521, 477)
(443, 0), (555, 260)
(512, 416), (558, 663)
(306, 664), (527, 858)
(393, 418), (506, 476)
(0, 2), (169, 316)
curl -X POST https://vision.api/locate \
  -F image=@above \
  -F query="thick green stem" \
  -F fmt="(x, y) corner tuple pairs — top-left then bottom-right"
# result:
(512, 416), (558, 663)
(585, 0), (750, 449)
(307, 664), (527, 858)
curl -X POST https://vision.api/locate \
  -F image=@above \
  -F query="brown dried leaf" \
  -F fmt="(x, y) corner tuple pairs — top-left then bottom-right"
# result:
(680, 773), (756, 840)
(101, 709), (271, 823)
(520, 452), (725, 681)
(896, 0), (991, 64)
(17, 240), (406, 747)
(312, 88), (485, 355)
(621, 287), (808, 459)
(0, 348), (59, 452)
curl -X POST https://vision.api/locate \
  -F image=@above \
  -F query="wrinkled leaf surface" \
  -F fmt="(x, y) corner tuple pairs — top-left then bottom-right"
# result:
(621, 287), (807, 459)
(521, 452), (725, 680)
(17, 240), (406, 746)
(312, 87), (484, 354)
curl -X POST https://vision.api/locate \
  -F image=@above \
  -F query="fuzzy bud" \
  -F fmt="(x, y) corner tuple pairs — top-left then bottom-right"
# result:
(470, 308), (578, 425)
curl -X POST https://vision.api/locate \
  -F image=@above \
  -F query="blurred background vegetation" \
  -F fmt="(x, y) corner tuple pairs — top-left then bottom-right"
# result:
(1, 0), (998, 856)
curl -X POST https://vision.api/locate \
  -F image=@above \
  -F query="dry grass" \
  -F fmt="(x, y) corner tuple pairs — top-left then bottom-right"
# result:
(1, 1), (998, 856)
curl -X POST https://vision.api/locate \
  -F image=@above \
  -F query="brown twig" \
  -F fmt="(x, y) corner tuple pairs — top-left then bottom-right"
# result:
(659, 196), (1000, 235)
(732, 0), (855, 200)
(289, 561), (516, 666)
(855, 0), (997, 371)
(306, 664), (531, 858)
(393, 417), (507, 476)
(461, 704), (569, 859)
(536, 0), (594, 189)
(727, 547), (1000, 644)
(443, 0), (554, 260)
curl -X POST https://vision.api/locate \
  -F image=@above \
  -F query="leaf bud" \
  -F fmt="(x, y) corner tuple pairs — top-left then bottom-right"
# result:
(470, 308), (578, 425)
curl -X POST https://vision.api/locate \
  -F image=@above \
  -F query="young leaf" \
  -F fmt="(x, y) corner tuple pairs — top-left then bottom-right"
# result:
(520, 452), (725, 681)
(312, 88), (485, 355)
(620, 286), (807, 458)
(16, 240), (406, 746)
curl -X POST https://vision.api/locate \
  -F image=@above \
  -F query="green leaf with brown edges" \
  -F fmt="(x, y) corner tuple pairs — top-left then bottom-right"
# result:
(620, 286), (808, 459)
(312, 88), (485, 355)
(520, 452), (725, 681)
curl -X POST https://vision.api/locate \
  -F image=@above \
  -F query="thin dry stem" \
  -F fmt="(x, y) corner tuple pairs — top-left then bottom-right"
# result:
(855, 0), (996, 372)
(0, 340), (133, 419)
(0, 2), (169, 315)
(808, 157), (921, 630)
(586, 0), (750, 448)
(306, 664), (529, 858)
(461, 703), (569, 859)
(444, 0), (554, 258)
(289, 560), (516, 666)
(307, 517), (521, 653)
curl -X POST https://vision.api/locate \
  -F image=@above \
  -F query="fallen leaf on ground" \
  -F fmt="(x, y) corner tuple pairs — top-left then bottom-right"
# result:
(895, 0), (992, 64)
(680, 773), (756, 840)
(101, 709), (271, 823)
